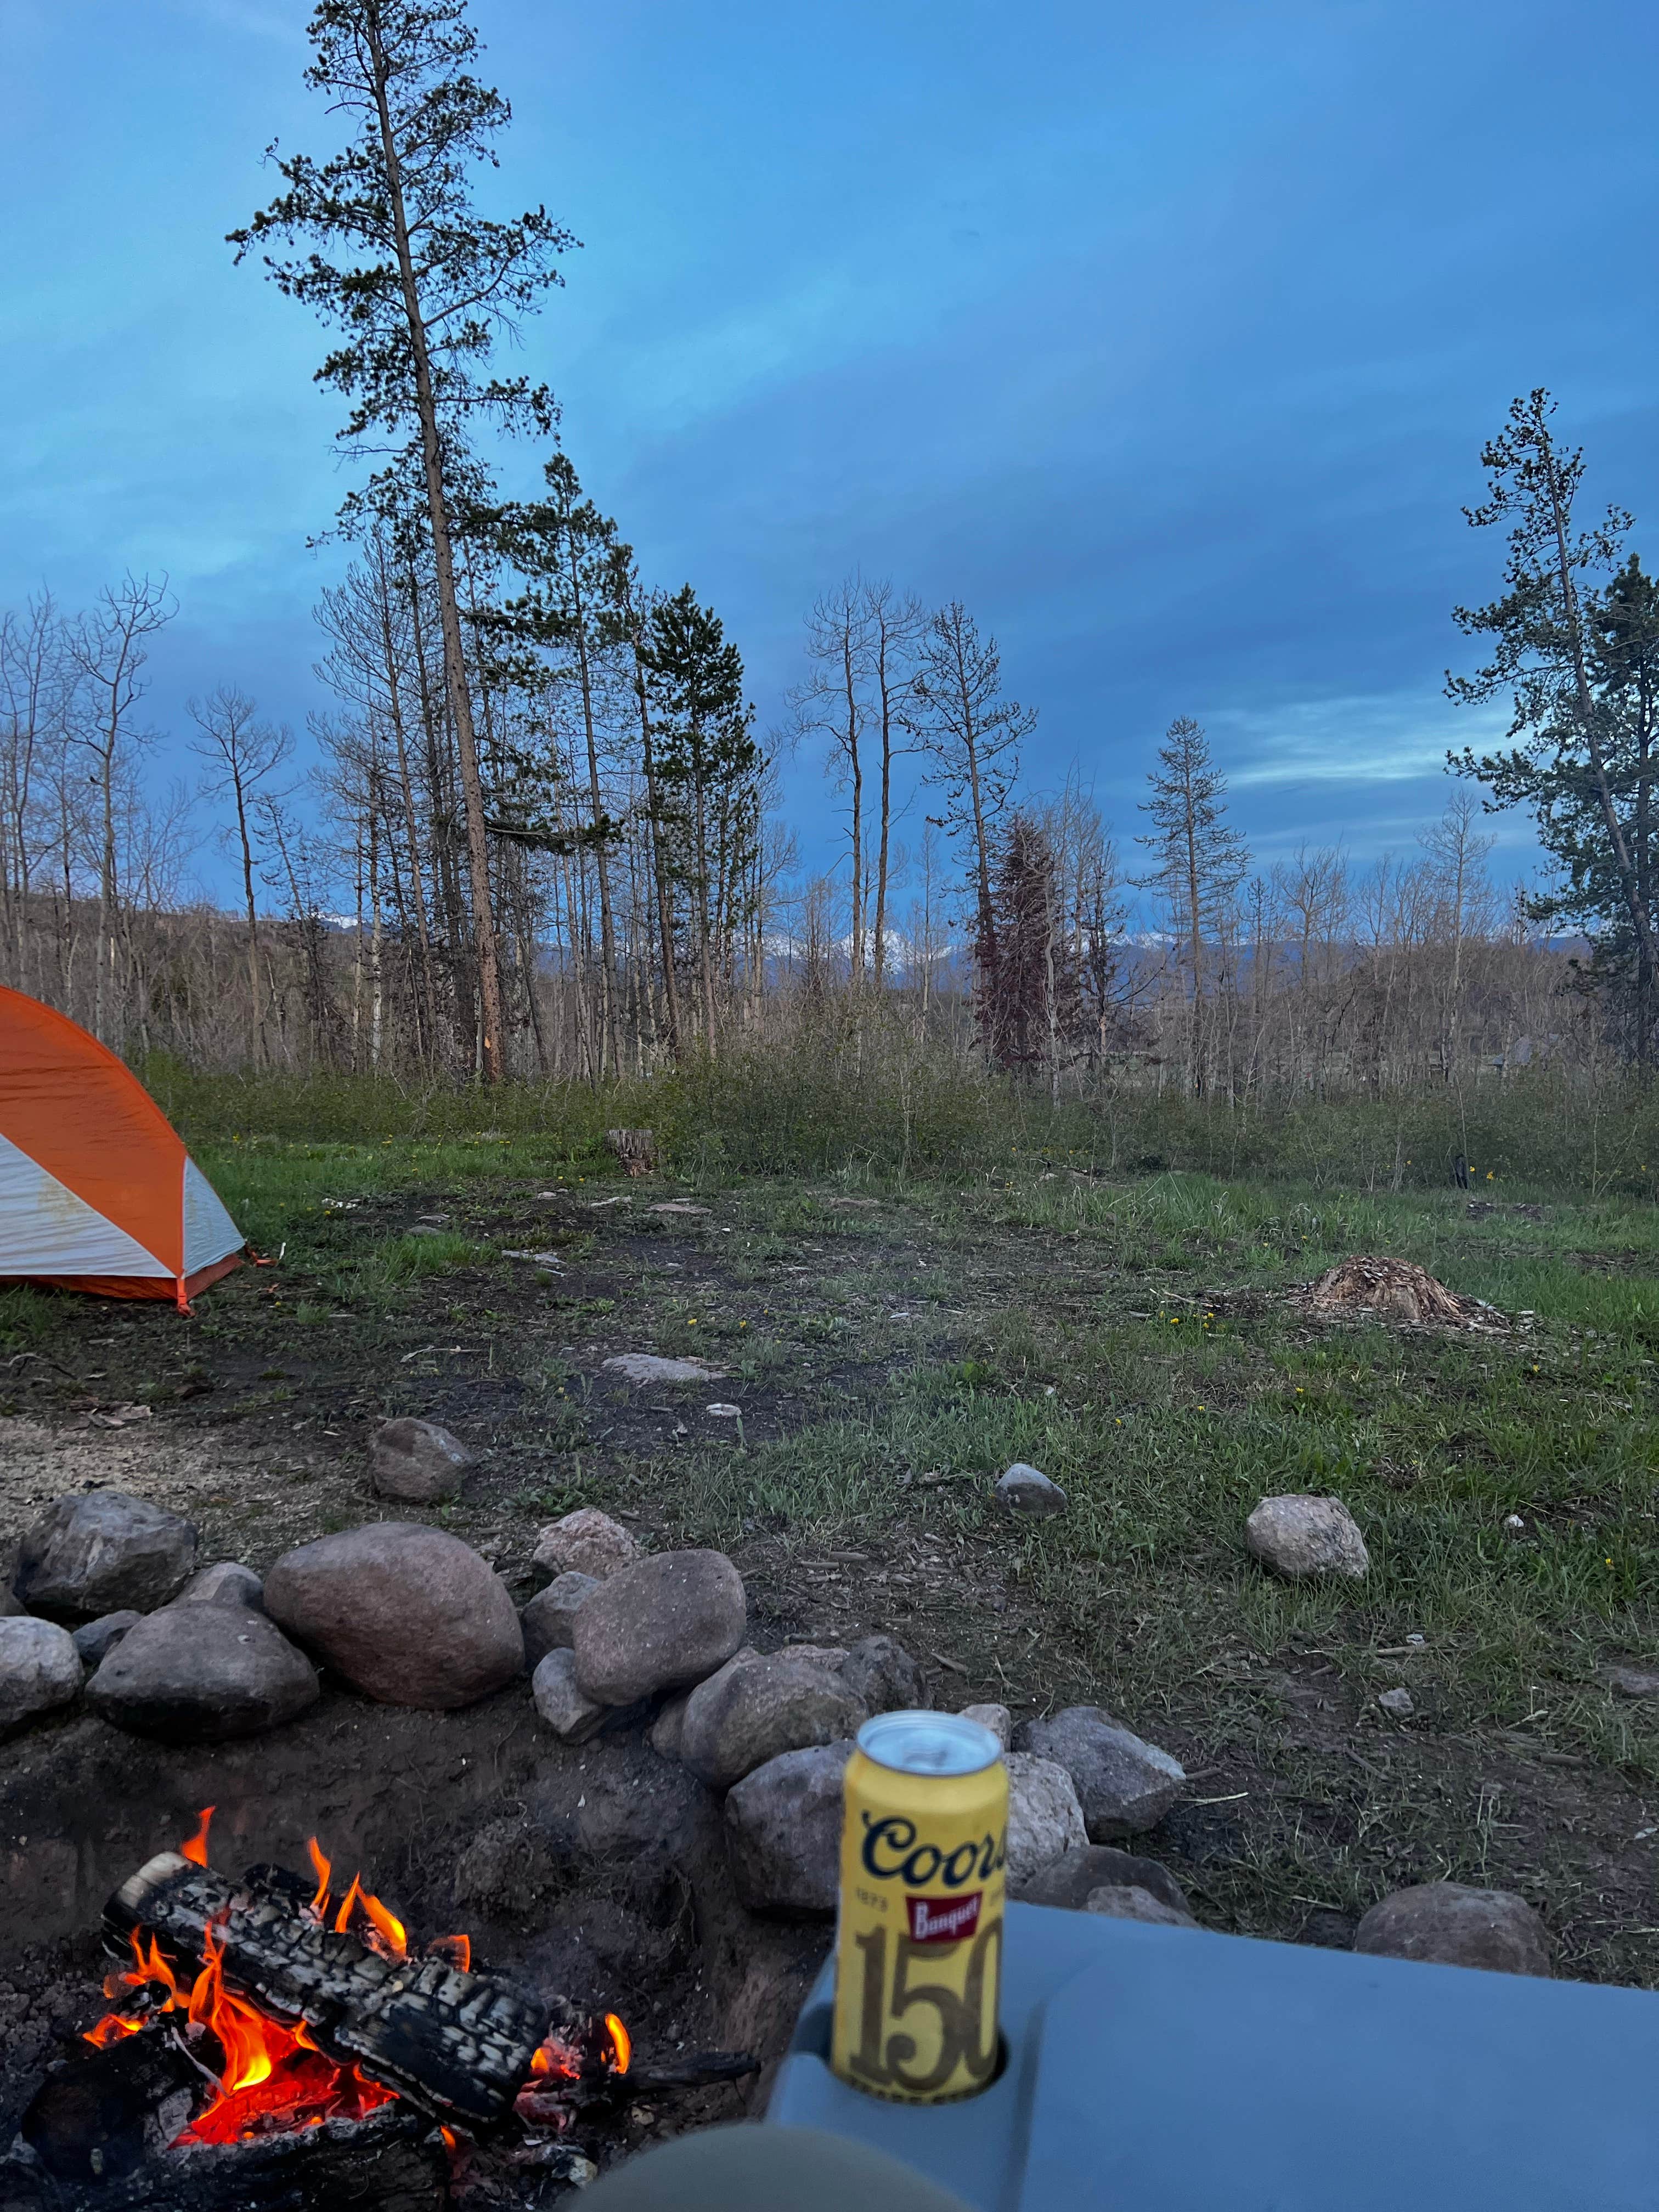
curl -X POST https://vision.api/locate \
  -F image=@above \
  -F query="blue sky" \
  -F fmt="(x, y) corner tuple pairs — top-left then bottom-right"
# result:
(3, 0), (1656, 907)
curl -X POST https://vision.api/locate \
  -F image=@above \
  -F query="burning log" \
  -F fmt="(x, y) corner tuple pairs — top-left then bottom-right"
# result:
(103, 1850), (551, 2129)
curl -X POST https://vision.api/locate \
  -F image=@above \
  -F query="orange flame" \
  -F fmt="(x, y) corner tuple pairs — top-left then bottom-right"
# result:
(306, 1836), (331, 1918)
(605, 2012), (631, 2073)
(428, 1933), (471, 1972)
(358, 1889), (407, 1961)
(331, 1874), (362, 1935)
(182, 1807), (215, 1866)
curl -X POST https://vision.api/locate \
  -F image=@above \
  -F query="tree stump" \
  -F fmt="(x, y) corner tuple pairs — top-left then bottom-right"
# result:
(605, 1128), (658, 1177)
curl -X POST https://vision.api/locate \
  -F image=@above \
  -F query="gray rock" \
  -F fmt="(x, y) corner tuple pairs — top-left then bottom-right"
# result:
(1015, 1843), (1192, 1919)
(960, 1702), (1012, 1749)
(650, 1690), (691, 1761)
(681, 1650), (868, 1789)
(1245, 1494), (1369, 1581)
(1013, 1706), (1185, 1841)
(724, 1741), (855, 1916)
(1602, 1661), (1659, 1699)
(71, 1611), (142, 1668)
(840, 1634), (927, 1715)
(1085, 1883), (1195, 1927)
(521, 1572), (601, 1669)
(531, 1649), (608, 1744)
(1005, 1752), (1087, 1884)
(532, 1508), (641, 1582)
(601, 1353), (727, 1387)
(369, 1417), (477, 1504)
(1354, 1881), (1552, 1977)
(573, 1549), (746, 1705)
(0, 1617), (82, 1736)
(0, 1584), (26, 1618)
(995, 1463), (1069, 1517)
(14, 1492), (198, 1621)
(774, 1642), (851, 1669)
(1378, 1686), (1414, 1717)
(264, 1523), (524, 1709)
(174, 1561), (265, 1612)
(86, 1607), (318, 1743)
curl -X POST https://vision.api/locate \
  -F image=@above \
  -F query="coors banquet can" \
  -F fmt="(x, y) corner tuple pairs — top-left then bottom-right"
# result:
(831, 1710), (1008, 2103)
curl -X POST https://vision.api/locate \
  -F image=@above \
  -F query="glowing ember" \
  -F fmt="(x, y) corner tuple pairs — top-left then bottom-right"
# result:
(605, 2013), (631, 2074)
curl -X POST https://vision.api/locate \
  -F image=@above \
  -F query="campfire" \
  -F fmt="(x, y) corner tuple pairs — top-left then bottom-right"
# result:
(17, 1809), (747, 2210)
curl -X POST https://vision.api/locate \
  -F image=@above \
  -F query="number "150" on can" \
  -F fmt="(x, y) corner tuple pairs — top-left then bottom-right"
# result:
(831, 1712), (1008, 2104)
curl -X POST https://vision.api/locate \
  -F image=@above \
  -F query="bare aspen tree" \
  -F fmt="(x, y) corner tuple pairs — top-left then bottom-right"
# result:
(188, 689), (292, 1064)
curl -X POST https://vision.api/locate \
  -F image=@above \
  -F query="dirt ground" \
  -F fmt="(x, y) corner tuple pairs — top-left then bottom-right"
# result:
(4, 1156), (1659, 2084)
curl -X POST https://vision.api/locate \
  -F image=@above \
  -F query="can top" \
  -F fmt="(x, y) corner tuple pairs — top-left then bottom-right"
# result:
(856, 1710), (1003, 1776)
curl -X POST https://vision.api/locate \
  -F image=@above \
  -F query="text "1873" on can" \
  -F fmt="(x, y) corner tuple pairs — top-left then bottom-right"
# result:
(831, 1710), (1008, 2103)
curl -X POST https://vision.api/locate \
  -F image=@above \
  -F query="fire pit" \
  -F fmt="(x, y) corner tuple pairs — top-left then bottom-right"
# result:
(5, 1777), (769, 2211)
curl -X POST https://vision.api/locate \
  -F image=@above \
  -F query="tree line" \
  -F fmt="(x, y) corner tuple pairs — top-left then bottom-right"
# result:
(1, 2), (1652, 1099)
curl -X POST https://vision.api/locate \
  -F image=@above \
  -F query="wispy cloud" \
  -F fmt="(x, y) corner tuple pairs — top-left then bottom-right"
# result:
(1213, 692), (1509, 789)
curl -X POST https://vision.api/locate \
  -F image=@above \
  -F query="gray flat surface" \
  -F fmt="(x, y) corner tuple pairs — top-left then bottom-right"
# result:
(768, 1900), (1659, 2210)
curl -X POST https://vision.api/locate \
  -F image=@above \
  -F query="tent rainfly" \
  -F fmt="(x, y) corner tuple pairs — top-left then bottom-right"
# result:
(0, 987), (243, 1308)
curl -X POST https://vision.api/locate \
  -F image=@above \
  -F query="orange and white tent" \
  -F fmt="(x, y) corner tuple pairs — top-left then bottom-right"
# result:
(0, 987), (243, 1308)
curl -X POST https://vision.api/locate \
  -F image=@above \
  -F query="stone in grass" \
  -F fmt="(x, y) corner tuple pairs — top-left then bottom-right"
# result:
(1602, 1661), (1659, 1700)
(1354, 1881), (1552, 1978)
(600, 1353), (728, 1387)
(1013, 1707), (1186, 1841)
(521, 1572), (601, 1670)
(573, 1550), (746, 1706)
(960, 1702), (1013, 1750)
(71, 1611), (142, 1668)
(994, 1464), (1069, 1518)
(840, 1635), (928, 1715)
(724, 1741), (856, 1917)
(680, 1650), (869, 1790)
(531, 1649), (608, 1745)
(370, 1417), (477, 1505)
(532, 1508), (641, 1583)
(1377, 1686), (1414, 1717)
(1003, 1753), (1087, 1885)
(0, 1617), (83, 1736)
(1245, 1495), (1369, 1581)
(14, 1492), (198, 1621)
(87, 1608), (318, 1743)
(174, 1562), (264, 1611)
(1085, 1884), (1195, 1928)
(1016, 1843), (1192, 1920)
(264, 1523), (524, 1709)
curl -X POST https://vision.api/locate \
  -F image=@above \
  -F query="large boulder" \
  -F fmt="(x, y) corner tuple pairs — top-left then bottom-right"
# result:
(1245, 1496), (1369, 1581)
(1013, 1707), (1185, 1841)
(573, 1550), (746, 1706)
(532, 1509), (641, 1582)
(680, 1650), (868, 1790)
(1015, 1843), (1191, 1920)
(14, 1493), (198, 1621)
(521, 1572), (601, 1670)
(724, 1741), (855, 1916)
(840, 1634), (927, 1715)
(264, 1523), (524, 1709)
(1354, 1882), (1552, 1977)
(87, 1607), (319, 1743)
(369, 1417), (476, 1504)
(0, 1617), (82, 1736)
(1004, 1752), (1087, 1883)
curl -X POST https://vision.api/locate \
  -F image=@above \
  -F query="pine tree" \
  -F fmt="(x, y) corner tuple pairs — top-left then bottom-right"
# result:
(1448, 389), (1657, 1059)
(1134, 716), (1248, 1093)
(229, 0), (575, 1081)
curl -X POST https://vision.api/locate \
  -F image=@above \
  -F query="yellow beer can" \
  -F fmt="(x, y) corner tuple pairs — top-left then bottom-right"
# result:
(831, 1710), (1008, 2102)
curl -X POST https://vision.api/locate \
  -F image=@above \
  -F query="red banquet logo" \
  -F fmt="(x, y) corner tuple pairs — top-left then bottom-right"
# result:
(906, 1892), (983, 1945)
